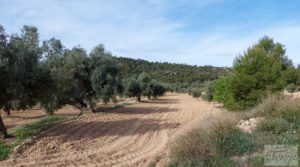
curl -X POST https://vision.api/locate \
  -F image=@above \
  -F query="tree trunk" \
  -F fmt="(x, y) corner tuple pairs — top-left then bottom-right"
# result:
(147, 95), (151, 100)
(5, 108), (10, 116)
(88, 99), (96, 113)
(90, 105), (96, 113)
(137, 94), (141, 102)
(0, 114), (8, 138)
(4, 103), (11, 116)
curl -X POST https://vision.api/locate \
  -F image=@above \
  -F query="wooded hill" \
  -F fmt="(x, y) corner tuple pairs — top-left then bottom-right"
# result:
(115, 57), (230, 83)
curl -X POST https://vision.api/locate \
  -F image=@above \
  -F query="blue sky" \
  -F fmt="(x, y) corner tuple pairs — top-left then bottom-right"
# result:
(0, 0), (300, 66)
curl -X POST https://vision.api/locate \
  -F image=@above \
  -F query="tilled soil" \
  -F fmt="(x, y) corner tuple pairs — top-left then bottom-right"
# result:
(1, 93), (225, 167)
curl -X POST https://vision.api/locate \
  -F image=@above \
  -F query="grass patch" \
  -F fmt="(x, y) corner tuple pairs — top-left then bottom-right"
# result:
(0, 115), (67, 161)
(13, 115), (67, 140)
(247, 156), (264, 167)
(0, 141), (14, 160)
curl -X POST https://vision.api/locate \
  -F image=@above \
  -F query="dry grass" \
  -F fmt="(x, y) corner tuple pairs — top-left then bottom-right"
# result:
(169, 94), (300, 167)
(168, 120), (254, 167)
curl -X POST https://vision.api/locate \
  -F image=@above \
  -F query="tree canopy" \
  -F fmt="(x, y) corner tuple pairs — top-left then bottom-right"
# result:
(213, 36), (296, 110)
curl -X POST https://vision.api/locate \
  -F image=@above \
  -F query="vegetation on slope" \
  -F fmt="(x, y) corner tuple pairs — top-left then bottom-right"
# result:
(116, 57), (230, 83)
(171, 37), (300, 167)
(169, 95), (300, 167)
(195, 36), (300, 110)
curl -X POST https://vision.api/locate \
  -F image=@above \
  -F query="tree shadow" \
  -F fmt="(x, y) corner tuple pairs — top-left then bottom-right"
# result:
(93, 97), (179, 114)
(113, 106), (178, 115)
(41, 117), (181, 142)
(30, 96), (181, 142)
(140, 98), (179, 104)
(4, 115), (45, 119)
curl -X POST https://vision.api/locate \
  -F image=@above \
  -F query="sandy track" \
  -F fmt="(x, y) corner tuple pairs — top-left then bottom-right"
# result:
(1, 93), (225, 167)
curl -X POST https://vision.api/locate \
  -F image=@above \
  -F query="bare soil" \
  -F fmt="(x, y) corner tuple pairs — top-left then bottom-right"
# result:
(0, 93), (228, 167)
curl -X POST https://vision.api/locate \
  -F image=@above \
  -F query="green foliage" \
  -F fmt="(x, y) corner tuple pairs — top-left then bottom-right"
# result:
(213, 36), (294, 110)
(117, 57), (230, 84)
(0, 25), (50, 136)
(124, 73), (166, 101)
(0, 141), (13, 160)
(124, 76), (142, 101)
(41, 41), (123, 113)
(91, 58), (122, 104)
(166, 82), (190, 93)
(138, 72), (152, 98)
(149, 79), (166, 98)
(285, 83), (297, 93)
(201, 81), (215, 101)
(190, 88), (202, 98)
(211, 122), (255, 157)
(213, 76), (231, 103)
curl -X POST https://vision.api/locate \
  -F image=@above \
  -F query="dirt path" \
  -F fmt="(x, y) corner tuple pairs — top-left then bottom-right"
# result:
(1, 93), (228, 167)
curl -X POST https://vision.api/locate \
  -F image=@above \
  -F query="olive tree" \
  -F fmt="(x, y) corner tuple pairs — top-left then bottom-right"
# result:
(124, 76), (142, 101)
(0, 25), (47, 137)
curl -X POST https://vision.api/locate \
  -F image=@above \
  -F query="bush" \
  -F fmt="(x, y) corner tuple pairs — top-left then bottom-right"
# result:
(201, 81), (215, 101)
(286, 83), (297, 93)
(256, 118), (290, 135)
(211, 122), (255, 157)
(169, 121), (254, 167)
(190, 88), (202, 98)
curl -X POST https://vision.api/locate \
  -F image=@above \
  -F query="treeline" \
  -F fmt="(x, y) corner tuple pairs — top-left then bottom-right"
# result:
(116, 57), (230, 83)
(0, 25), (166, 138)
(199, 36), (300, 110)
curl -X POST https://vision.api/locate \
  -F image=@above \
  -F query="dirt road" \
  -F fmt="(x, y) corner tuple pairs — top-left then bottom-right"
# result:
(1, 93), (227, 167)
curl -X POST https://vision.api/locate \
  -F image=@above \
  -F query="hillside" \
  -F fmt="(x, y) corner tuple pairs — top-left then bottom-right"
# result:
(116, 57), (230, 83)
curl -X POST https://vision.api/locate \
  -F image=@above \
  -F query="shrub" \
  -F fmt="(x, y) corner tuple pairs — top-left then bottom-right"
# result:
(169, 121), (253, 167)
(190, 88), (202, 98)
(211, 122), (255, 157)
(286, 83), (297, 93)
(201, 81), (215, 101)
(256, 118), (290, 135)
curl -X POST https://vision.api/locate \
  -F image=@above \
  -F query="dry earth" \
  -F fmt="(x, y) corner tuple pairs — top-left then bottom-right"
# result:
(1, 93), (231, 167)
